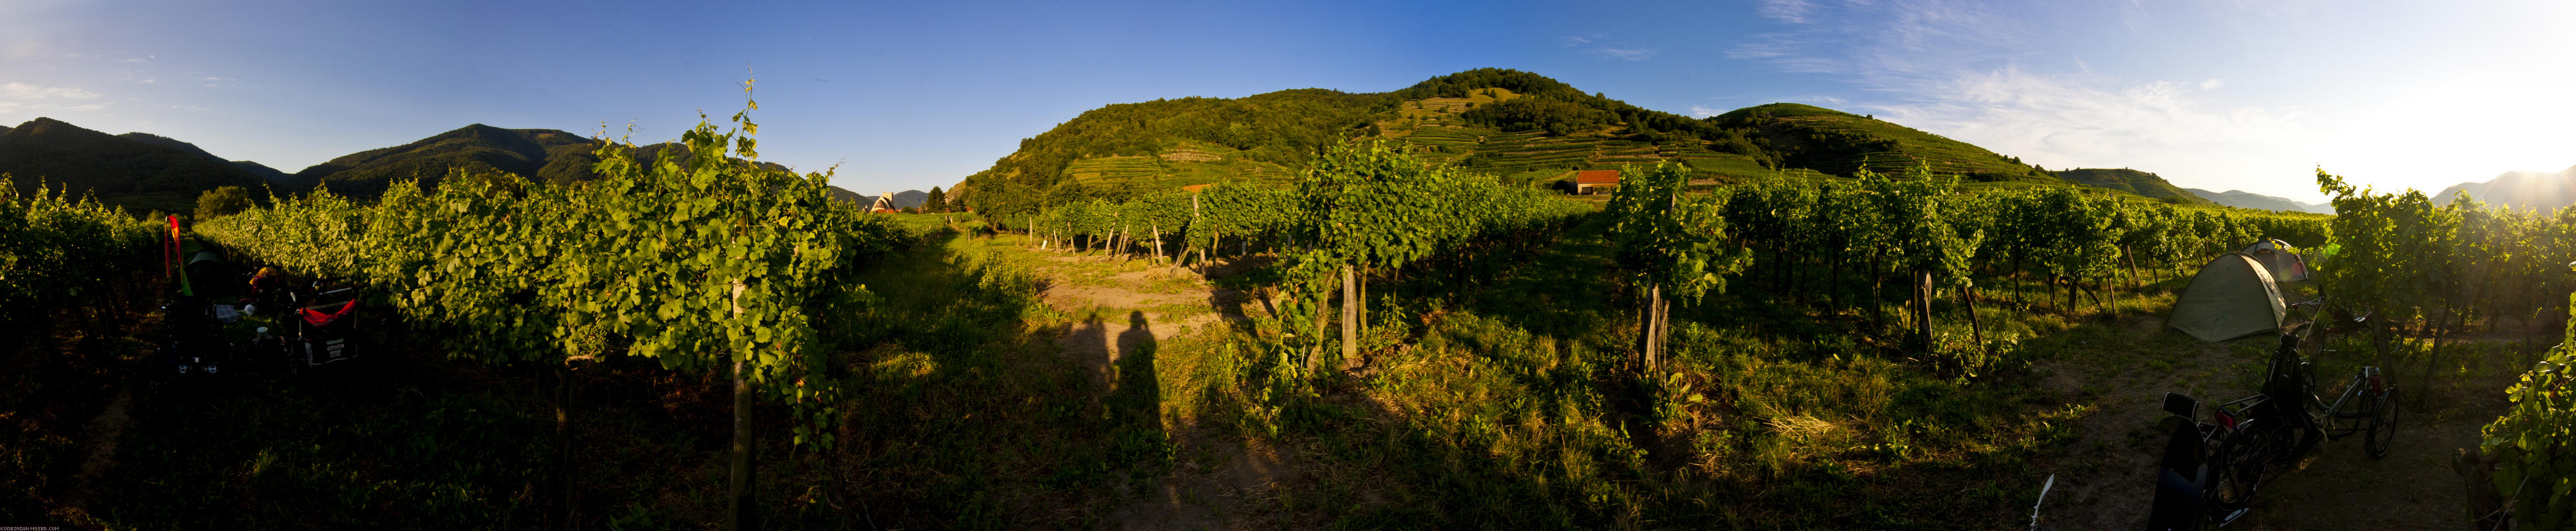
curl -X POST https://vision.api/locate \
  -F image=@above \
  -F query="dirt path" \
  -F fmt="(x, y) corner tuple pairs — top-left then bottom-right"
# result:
(2025, 319), (2246, 530)
(63, 389), (133, 510)
(1037, 256), (1248, 368)
(1021, 252), (1286, 530)
(2028, 315), (2514, 530)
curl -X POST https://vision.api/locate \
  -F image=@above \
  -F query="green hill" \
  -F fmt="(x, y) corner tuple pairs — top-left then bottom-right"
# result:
(118, 131), (294, 184)
(289, 123), (608, 198)
(959, 69), (2081, 224)
(0, 117), (268, 214)
(2053, 168), (2211, 204)
(1710, 104), (2061, 184)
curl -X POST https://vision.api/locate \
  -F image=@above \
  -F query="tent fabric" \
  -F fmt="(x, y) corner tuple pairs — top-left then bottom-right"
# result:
(2170, 252), (2287, 342)
(2241, 239), (2308, 282)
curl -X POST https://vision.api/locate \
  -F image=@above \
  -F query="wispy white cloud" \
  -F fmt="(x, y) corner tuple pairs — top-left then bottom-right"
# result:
(0, 82), (110, 114)
(1689, 105), (1725, 117)
(1757, 0), (1818, 24)
(1564, 33), (1656, 61)
(1729, 0), (2316, 198)
(1869, 68), (2300, 173)
(118, 54), (153, 64)
(1590, 47), (1656, 61)
(1, 82), (100, 100)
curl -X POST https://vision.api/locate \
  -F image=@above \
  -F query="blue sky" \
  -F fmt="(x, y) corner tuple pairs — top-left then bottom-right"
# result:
(3, 0), (2570, 202)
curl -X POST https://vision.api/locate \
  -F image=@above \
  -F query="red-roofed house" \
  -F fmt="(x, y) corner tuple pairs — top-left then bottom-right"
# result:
(1571, 170), (1620, 194)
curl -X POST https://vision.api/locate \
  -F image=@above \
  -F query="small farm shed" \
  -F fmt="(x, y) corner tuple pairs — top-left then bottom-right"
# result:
(1571, 170), (1620, 194)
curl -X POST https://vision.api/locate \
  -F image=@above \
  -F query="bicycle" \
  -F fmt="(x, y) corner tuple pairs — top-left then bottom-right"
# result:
(2147, 391), (2279, 529)
(2275, 317), (2400, 459)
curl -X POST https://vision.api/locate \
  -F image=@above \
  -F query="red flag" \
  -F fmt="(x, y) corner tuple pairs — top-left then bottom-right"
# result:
(166, 214), (181, 279)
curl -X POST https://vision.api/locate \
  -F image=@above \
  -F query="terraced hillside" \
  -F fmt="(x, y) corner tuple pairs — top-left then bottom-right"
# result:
(2054, 168), (2213, 204)
(1714, 103), (2062, 185)
(961, 69), (2077, 224)
(1060, 140), (1298, 189)
(1378, 87), (1785, 186)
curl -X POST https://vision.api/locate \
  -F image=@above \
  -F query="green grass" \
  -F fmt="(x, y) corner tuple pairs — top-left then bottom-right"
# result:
(1152, 214), (2141, 528)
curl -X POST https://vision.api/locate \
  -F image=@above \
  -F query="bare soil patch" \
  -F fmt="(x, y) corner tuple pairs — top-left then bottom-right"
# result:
(2028, 315), (2518, 530)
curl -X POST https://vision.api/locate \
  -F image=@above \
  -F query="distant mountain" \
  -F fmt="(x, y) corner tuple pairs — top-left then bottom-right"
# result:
(2434, 166), (2576, 212)
(825, 185), (867, 205)
(0, 117), (266, 214)
(827, 189), (930, 211)
(2054, 169), (2212, 204)
(283, 125), (802, 198)
(889, 190), (926, 209)
(2182, 188), (2332, 214)
(118, 131), (292, 184)
(289, 123), (605, 198)
(231, 161), (290, 183)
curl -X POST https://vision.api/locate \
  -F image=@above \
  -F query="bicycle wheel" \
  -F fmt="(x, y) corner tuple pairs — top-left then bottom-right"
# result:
(2365, 387), (2399, 459)
(2211, 429), (2271, 508)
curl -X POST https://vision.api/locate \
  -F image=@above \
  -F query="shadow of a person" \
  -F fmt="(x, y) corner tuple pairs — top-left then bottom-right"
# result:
(1108, 311), (1167, 467)
(1067, 313), (1111, 392)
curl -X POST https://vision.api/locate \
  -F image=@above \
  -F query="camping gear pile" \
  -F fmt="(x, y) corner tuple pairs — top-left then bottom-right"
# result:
(161, 215), (367, 380)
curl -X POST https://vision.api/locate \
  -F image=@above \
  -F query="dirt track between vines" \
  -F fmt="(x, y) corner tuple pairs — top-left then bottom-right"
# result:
(2027, 314), (2514, 530)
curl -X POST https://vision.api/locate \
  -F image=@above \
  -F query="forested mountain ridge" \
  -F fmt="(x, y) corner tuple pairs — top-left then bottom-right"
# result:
(0, 117), (268, 214)
(118, 131), (294, 184)
(287, 123), (604, 198)
(957, 68), (2073, 226)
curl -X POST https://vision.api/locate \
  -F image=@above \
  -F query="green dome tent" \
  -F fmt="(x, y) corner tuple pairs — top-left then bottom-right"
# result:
(2169, 252), (2286, 342)
(2243, 238), (2308, 282)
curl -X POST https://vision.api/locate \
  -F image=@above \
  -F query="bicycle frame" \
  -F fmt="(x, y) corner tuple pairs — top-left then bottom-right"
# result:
(2312, 366), (2385, 439)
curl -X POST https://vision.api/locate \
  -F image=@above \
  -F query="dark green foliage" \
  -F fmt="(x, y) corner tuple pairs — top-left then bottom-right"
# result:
(1389, 68), (1586, 100)
(193, 185), (255, 217)
(925, 186), (945, 213)
(0, 117), (268, 214)
(1458, 97), (1617, 135)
